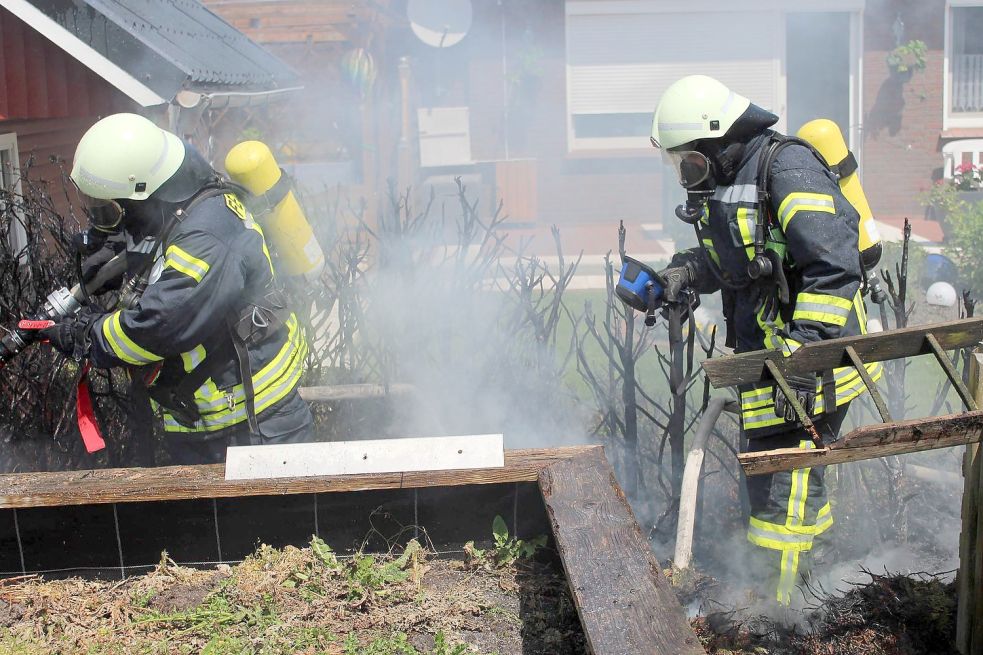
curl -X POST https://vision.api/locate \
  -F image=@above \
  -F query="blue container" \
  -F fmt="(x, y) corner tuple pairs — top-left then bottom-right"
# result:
(922, 253), (959, 287)
(616, 256), (662, 312)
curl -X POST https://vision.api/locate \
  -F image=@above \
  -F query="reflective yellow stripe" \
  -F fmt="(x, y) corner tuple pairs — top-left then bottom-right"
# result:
(854, 291), (868, 331)
(797, 292), (853, 311)
(736, 207), (756, 261)
(102, 311), (162, 365)
(164, 245), (210, 283)
(793, 292), (852, 326)
(814, 502), (834, 535)
(777, 549), (800, 605)
(793, 309), (849, 326)
(777, 192), (835, 231)
(163, 315), (307, 433)
(701, 238), (720, 266)
(180, 344), (206, 373)
(814, 361), (882, 412)
(787, 440), (815, 530)
(245, 220), (275, 277)
(747, 517), (816, 550)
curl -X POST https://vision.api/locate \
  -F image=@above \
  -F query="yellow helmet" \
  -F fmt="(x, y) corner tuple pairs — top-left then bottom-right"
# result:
(71, 113), (185, 202)
(651, 75), (751, 151)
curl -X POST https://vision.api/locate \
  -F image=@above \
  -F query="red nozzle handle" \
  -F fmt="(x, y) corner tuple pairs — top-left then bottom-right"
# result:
(18, 319), (55, 330)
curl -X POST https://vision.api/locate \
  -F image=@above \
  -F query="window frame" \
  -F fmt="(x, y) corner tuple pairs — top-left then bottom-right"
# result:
(0, 133), (27, 259)
(944, 0), (983, 130)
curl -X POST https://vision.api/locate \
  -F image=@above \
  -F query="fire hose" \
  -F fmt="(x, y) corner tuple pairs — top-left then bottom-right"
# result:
(0, 253), (127, 365)
(0, 253), (128, 454)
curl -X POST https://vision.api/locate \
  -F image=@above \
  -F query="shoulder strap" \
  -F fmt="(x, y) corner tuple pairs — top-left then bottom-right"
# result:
(755, 134), (832, 226)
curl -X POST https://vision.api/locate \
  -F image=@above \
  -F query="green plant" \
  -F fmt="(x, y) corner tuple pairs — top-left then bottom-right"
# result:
(432, 632), (468, 655)
(341, 631), (470, 655)
(491, 515), (546, 567)
(463, 540), (487, 567)
(886, 39), (927, 74)
(345, 539), (422, 600)
(311, 536), (342, 570)
(944, 198), (983, 293)
(923, 180), (968, 215)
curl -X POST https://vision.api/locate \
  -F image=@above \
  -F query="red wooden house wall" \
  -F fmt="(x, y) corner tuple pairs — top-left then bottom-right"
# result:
(0, 6), (131, 207)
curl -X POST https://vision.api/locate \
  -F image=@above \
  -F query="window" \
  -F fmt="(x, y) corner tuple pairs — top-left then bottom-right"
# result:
(946, 2), (983, 127)
(0, 133), (26, 259)
(564, 1), (865, 153)
(565, 3), (785, 152)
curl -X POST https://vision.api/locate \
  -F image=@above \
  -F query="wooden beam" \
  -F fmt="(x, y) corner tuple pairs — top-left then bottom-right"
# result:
(703, 317), (983, 388)
(958, 352), (983, 654)
(0, 446), (598, 509)
(539, 448), (705, 655)
(738, 411), (983, 476)
(298, 384), (414, 402)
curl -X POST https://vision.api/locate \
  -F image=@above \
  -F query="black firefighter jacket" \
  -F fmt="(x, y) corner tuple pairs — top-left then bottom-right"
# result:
(87, 192), (309, 437)
(671, 131), (882, 437)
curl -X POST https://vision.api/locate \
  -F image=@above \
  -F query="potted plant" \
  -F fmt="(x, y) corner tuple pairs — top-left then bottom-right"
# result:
(886, 39), (927, 80)
(953, 162), (983, 192)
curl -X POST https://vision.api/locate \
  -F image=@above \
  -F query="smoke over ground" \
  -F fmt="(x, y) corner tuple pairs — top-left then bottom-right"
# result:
(302, 183), (589, 450)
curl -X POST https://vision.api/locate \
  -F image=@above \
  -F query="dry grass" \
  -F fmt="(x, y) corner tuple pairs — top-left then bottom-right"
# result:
(0, 540), (586, 655)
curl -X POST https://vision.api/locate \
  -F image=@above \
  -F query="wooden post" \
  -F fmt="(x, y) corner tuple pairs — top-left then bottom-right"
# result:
(396, 56), (414, 195)
(674, 397), (728, 570)
(957, 349), (983, 654)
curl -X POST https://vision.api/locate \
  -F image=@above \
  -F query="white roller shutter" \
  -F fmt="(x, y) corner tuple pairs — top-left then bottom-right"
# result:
(566, 4), (784, 149)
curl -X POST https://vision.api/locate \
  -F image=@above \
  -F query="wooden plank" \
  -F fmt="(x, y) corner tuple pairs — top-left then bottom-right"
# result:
(225, 434), (504, 480)
(298, 383), (414, 402)
(958, 352), (983, 654)
(539, 448), (705, 655)
(0, 446), (597, 509)
(739, 411), (983, 476)
(703, 317), (983, 388)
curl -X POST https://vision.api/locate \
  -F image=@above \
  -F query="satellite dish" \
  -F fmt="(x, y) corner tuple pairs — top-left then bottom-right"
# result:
(408, 0), (473, 48)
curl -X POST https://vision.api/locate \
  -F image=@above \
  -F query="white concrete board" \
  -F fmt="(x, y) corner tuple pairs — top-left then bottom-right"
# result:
(224, 433), (504, 481)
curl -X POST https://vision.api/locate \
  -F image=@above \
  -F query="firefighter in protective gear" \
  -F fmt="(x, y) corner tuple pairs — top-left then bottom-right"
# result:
(44, 113), (314, 464)
(651, 75), (883, 605)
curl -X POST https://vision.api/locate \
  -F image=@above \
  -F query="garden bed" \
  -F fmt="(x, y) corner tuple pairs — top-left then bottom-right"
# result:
(0, 446), (705, 654)
(0, 539), (587, 655)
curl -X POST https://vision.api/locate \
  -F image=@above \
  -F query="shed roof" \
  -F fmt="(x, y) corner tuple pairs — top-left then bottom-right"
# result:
(4, 0), (300, 105)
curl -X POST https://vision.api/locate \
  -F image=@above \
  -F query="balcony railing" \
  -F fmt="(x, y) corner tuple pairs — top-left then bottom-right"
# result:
(954, 54), (983, 113)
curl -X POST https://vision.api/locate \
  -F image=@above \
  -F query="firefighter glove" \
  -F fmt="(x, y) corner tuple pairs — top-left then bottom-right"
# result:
(656, 260), (699, 304)
(773, 374), (817, 422)
(41, 309), (103, 362)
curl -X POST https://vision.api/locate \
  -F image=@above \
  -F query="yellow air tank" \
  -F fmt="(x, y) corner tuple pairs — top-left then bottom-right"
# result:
(796, 119), (882, 270)
(224, 141), (324, 277)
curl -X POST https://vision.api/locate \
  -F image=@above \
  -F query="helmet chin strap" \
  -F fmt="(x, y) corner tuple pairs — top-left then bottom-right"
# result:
(699, 139), (747, 187)
(119, 198), (171, 240)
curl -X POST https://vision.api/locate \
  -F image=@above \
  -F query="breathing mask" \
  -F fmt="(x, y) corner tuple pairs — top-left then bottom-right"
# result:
(79, 194), (125, 232)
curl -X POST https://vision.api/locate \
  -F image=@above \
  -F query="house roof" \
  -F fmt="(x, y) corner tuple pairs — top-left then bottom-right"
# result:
(1, 0), (300, 106)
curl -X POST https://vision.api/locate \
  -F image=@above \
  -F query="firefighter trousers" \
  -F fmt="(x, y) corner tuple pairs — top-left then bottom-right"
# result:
(744, 407), (848, 605)
(165, 391), (314, 465)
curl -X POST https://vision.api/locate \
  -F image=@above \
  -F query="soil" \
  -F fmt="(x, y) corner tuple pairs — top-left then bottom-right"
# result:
(0, 541), (587, 655)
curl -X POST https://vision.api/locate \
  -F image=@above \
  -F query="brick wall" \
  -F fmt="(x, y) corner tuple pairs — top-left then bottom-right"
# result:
(862, 0), (946, 222)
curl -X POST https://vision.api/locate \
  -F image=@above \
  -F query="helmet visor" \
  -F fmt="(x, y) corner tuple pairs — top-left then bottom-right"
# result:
(80, 194), (124, 231)
(662, 149), (712, 189)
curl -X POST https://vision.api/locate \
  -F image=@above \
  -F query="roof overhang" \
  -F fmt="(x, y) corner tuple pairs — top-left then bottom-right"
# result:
(0, 0), (167, 107)
(175, 86), (306, 111)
